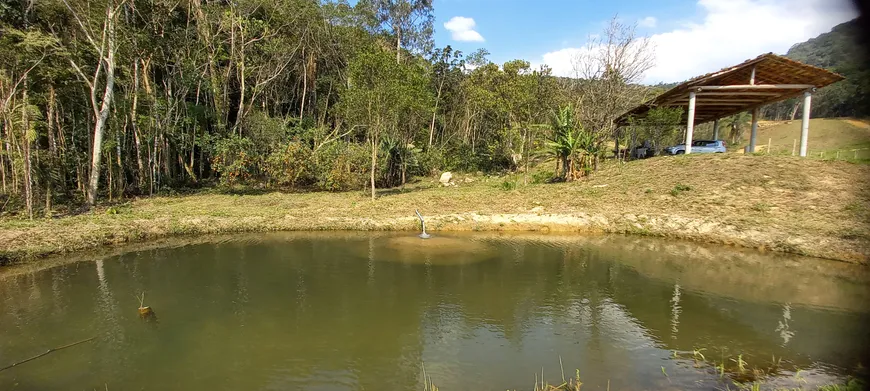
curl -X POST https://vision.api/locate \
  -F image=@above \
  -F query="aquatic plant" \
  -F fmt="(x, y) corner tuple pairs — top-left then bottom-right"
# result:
(421, 363), (439, 391)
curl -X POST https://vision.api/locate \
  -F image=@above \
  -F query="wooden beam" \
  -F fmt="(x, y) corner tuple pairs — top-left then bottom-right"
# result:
(695, 92), (780, 97)
(672, 99), (765, 104)
(696, 84), (815, 91)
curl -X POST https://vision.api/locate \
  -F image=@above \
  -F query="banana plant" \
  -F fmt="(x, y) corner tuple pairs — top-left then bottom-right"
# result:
(542, 105), (593, 181)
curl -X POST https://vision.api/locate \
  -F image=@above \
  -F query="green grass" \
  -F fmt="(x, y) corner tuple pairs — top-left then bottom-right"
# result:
(741, 118), (870, 160)
(670, 183), (692, 196)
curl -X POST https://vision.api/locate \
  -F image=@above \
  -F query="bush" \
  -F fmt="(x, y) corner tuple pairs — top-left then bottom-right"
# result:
(311, 142), (370, 191)
(417, 149), (445, 176)
(263, 142), (314, 187)
(212, 136), (258, 185)
(242, 111), (290, 155)
(669, 183), (692, 196)
(499, 180), (517, 191)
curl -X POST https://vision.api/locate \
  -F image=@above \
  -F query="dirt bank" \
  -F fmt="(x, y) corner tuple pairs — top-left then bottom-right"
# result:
(1, 154), (868, 264)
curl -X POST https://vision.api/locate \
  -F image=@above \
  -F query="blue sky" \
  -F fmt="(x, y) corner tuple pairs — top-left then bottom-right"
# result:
(432, 0), (858, 83)
(433, 0), (690, 63)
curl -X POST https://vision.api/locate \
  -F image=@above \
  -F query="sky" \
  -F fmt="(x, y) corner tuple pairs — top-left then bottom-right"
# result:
(433, 0), (859, 84)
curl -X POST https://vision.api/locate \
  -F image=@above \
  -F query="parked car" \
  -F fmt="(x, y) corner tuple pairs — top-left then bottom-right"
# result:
(665, 140), (727, 155)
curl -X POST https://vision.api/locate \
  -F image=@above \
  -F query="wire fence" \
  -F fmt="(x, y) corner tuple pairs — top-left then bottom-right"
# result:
(745, 138), (870, 161)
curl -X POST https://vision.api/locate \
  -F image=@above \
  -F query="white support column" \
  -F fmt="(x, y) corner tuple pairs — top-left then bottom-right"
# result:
(799, 90), (812, 157)
(713, 119), (720, 140)
(749, 108), (759, 153)
(685, 91), (697, 154)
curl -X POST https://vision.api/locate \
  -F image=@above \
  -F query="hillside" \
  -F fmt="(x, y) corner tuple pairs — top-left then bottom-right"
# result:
(742, 118), (870, 158)
(1, 154), (868, 265)
(766, 19), (870, 118)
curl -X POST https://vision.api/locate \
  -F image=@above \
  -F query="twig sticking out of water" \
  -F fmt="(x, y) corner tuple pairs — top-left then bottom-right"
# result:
(0, 336), (96, 372)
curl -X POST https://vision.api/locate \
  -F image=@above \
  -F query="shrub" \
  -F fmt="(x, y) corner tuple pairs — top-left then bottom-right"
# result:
(212, 136), (258, 185)
(416, 148), (445, 177)
(263, 142), (314, 187)
(669, 183), (692, 196)
(311, 142), (370, 191)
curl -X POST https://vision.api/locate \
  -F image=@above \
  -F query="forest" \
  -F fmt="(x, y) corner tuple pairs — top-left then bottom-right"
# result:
(0, 0), (862, 219)
(764, 18), (870, 121)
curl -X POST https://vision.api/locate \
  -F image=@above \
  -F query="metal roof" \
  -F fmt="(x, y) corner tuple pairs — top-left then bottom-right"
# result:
(616, 53), (845, 126)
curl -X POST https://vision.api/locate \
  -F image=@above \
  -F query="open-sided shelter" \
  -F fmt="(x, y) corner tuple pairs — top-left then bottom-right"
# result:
(616, 53), (844, 155)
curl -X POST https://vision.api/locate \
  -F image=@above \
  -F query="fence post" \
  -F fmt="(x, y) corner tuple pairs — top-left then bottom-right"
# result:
(792, 139), (796, 156)
(836, 150), (840, 159)
(855, 150), (859, 160)
(768, 138), (771, 154)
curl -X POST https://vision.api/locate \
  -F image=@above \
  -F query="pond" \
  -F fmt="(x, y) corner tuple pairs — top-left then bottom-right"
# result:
(1, 232), (868, 390)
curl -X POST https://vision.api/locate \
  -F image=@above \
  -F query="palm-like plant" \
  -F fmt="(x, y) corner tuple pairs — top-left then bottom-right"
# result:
(545, 105), (593, 181)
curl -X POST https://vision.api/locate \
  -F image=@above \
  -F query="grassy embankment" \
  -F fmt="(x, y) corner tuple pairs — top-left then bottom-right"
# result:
(1, 150), (868, 265)
(744, 118), (870, 159)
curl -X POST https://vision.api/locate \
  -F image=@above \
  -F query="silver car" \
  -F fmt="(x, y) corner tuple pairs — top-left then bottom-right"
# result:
(666, 140), (727, 155)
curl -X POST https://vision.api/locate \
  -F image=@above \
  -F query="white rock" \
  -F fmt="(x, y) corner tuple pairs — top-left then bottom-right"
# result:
(439, 172), (453, 185)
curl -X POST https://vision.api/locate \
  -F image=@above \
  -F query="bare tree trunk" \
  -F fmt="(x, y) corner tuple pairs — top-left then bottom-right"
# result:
(300, 47), (307, 116)
(47, 85), (57, 154)
(0, 144), (6, 193)
(44, 183), (51, 218)
(234, 26), (246, 136)
(107, 149), (113, 202)
(22, 88), (33, 219)
(132, 59), (145, 190)
(1, 121), (7, 193)
(177, 152), (197, 182)
(401, 161), (406, 186)
(77, 2), (120, 207)
(790, 101), (800, 121)
(370, 133), (378, 200)
(395, 25), (402, 64)
(150, 135), (156, 195)
(162, 134), (171, 178)
(428, 80), (444, 147)
(116, 121), (123, 196)
(428, 110), (437, 147)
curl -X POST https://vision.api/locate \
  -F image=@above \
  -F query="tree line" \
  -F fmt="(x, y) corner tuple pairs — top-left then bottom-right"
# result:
(0, 0), (688, 218)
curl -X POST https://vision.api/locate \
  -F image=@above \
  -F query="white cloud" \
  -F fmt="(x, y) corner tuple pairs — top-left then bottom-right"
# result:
(638, 16), (657, 28)
(444, 16), (485, 42)
(538, 0), (857, 84)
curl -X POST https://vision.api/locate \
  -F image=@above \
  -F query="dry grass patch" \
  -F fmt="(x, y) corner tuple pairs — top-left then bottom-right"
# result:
(1, 154), (868, 264)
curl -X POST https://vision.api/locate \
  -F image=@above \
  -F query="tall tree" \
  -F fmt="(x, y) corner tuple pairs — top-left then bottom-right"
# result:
(571, 17), (654, 164)
(62, 0), (124, 207)
(343, 45), (431, 199)
(427, 45), (463, 147)
(359, 0), (434, 63)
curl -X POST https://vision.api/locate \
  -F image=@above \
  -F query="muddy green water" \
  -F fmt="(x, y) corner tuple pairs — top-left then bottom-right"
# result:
(1, 233), (869, 390)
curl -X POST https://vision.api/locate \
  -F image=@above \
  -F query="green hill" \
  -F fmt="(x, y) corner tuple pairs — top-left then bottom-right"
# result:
(764, 19), (870, 119)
